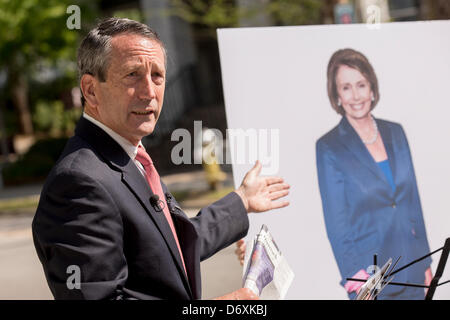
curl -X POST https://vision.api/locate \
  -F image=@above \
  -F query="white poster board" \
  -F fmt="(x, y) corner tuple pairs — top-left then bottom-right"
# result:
(218, 20), (450, 299)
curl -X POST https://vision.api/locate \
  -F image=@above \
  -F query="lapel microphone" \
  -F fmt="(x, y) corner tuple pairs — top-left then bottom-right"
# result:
(165, 192), (175, 214)
(149, 194), (164, 212)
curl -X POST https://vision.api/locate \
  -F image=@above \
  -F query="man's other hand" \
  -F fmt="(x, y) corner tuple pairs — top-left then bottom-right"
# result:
(213, 288), (259, 300)
(235, 239), (246, 266)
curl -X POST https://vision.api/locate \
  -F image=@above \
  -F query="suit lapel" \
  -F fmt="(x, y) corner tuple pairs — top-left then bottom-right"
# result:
(75, 116), (193, 298)
(162, 184), (200, 299)
(121, 165), (193, 299)
(377, 120), (397, 195)
(338, 116), (381, 178)
(337, 116), (393, 191)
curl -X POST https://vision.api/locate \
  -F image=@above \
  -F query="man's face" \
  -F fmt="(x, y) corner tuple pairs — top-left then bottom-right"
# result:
(95, 33), (166, 145)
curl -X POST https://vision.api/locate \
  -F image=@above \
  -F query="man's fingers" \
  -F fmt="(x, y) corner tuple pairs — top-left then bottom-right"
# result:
(240, 288), (259, 300)
(265, 176), (284, 186)
(269, 200), (290, 210)
(248, 160), (262, 177)
(235, 239), (246, 264)
(236, 240), (245, 250)
(269, 190), (289, 201)
(268, 183), (290, 193)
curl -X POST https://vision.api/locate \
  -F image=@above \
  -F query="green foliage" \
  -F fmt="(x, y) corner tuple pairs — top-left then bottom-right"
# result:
(0, 0), (98, 135)
(0, 0), (76, 69)
(2, 137), (69, 185)
(33, 100), (81, 136)
(168, 0), (323, 31)
(0, 0), (98, 67)
(267, 0), (323, 25)
(1, 106), (18, 137)
(169, 0), (245, 29)
(113, 8), (144, 22)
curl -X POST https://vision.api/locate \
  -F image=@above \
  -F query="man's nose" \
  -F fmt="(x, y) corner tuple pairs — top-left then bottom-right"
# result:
(139, 75), (156, 100)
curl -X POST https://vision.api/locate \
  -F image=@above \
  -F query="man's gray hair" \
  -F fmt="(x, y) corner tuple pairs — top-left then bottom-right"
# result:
(77, 17), (166, 106)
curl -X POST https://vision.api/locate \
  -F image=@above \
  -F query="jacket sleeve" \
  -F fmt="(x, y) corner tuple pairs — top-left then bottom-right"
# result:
(192, 192), (249, 261)
(167, 191), (249, 262)
(32, 170), (160, 300)
(316, 139), (363, 286)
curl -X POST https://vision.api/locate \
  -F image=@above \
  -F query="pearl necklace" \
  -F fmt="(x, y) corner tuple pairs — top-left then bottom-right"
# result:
(362, 116), (378, 145)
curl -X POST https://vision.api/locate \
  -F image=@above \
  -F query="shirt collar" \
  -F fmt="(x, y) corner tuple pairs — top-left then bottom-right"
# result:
(82, 112), (143, 160)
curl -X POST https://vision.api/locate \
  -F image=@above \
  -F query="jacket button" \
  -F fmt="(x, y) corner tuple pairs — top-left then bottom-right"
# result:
(391, 203), (396, 208)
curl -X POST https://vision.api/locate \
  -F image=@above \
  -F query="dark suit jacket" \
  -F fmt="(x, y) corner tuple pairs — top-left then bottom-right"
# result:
(32, 117), (249, 300)
(316, 116), (431, 298)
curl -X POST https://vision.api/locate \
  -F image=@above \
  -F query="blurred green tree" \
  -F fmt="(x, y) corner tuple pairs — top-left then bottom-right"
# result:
(33, 99), (82, 137)
(169, 0), (244, 30)
(266, 0), (323, 25)
(169, 0), (324, 35)
(0, 0), (97, 135)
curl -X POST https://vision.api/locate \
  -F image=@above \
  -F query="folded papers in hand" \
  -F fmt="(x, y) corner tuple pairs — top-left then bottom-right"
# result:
(242, 224), (294, 299)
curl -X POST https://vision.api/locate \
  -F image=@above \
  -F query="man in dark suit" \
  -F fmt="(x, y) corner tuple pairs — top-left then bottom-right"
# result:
(32, 17), (290, 300)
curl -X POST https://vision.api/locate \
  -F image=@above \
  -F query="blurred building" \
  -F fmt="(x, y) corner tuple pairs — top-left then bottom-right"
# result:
(388, 0), (420, 20)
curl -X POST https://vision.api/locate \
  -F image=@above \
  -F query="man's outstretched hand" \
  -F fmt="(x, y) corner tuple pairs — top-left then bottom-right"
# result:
(234, 160), (290, 213)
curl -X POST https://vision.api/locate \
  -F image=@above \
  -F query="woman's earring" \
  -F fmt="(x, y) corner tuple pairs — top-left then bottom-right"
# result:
(337, 99), (342, 107)
(371, 94), (375, 102)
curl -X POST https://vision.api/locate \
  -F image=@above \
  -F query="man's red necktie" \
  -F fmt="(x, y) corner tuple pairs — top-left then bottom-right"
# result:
(135, 145), (187, 275)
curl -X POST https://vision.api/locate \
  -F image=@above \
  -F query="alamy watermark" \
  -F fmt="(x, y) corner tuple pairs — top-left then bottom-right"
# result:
(66, 265), (81, 290)
(366, 4), (381, 30)
(66, 5), (81, 30)
(171, 121), (280, 175)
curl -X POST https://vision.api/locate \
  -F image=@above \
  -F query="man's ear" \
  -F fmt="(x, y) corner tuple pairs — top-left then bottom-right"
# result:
(80, 74), (100, 108)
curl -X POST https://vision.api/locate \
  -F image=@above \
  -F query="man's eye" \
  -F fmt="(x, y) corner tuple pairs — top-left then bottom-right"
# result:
(127, 71), (138, 77)
(153, 73), (164, 82)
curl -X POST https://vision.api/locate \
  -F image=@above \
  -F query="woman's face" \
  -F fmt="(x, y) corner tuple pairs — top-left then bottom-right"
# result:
(335, 65), (373, 120)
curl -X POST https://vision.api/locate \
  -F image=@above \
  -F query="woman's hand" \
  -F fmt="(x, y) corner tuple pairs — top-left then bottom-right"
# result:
(425, 267), (433, 296)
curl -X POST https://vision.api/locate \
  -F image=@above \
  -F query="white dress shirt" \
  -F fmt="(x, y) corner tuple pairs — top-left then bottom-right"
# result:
(82, 112), (146, 176)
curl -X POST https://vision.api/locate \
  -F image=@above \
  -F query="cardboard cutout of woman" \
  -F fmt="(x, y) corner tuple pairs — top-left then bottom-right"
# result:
(316, 48), (432, 300)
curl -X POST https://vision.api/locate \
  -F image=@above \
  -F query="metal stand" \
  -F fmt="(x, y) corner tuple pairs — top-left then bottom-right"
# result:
(347, 238), (450, 300)
(425, 238), (450, 300)
(373, 254), (378, 300)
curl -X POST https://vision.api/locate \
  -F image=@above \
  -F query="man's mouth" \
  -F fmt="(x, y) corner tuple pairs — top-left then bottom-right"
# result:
(132, 110), (154, 115)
